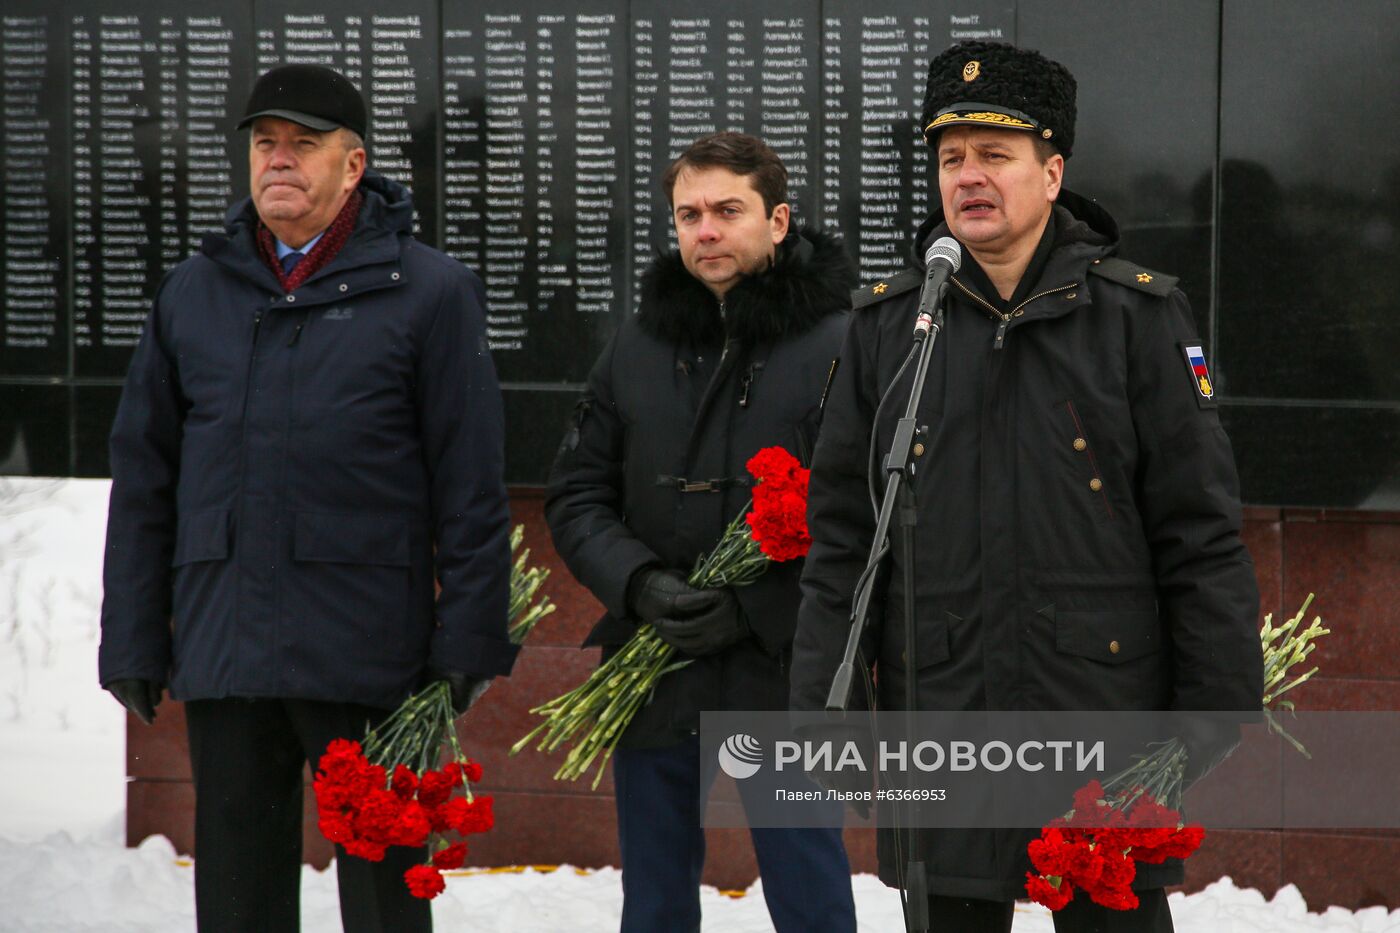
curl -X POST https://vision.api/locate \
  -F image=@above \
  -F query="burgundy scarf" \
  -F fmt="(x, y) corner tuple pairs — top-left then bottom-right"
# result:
(257, 188), (364, 293)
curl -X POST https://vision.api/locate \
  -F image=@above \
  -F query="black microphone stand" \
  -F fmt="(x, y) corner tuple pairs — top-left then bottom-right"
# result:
(825, 281), (948, 933)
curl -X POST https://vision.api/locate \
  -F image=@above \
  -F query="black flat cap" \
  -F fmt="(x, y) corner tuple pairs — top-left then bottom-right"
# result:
(919, 41), (1077, 157)
(237, 64), (367, 140)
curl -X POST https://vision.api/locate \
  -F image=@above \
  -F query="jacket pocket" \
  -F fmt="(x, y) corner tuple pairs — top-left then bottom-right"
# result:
(292, 512), (410, 566)
(1055, 399), (1115, 524)
(880, 609), (956, 671)
(289, 512), (414, 659)
(171, 509), (231, 566)
(1049, 605), (1160, 664)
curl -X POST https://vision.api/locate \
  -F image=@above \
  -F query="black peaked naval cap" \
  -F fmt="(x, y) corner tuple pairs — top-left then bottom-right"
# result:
(237, 64), (368, 140)
(919, 40), (1077, 157)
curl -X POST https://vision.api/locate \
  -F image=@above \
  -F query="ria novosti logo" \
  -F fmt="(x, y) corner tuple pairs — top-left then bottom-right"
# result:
(717, 733), (764, 779)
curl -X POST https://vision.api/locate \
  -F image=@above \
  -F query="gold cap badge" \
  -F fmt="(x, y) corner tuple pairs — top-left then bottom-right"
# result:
(962, 61), (980, 82)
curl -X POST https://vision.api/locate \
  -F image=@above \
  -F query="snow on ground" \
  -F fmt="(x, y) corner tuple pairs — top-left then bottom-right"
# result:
(1, 477), (1397, 932)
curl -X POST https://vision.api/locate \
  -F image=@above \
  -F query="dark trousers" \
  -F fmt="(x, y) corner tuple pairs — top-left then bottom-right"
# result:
(185, 698), (432, 933)
(925, 888), (1174, 932)
(613, 737), (857, 933)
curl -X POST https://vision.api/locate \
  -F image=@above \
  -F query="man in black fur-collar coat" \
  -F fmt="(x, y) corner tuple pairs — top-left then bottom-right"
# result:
(546, 133), (858, 932)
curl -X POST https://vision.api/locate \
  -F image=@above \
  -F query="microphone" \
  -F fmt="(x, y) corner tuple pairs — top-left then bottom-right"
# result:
(913, 237), (961, 338)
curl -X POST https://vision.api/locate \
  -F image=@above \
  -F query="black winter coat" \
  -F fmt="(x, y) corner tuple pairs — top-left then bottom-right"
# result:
(790, 192), (1263, 899)
(99, 170), (518, 708)
(546, 229), (856, 748)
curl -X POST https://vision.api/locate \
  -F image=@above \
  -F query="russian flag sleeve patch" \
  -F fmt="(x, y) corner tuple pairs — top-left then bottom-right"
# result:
(1179, 343), (1217, 408)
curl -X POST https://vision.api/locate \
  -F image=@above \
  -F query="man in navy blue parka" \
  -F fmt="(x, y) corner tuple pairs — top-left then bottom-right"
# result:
(98, 64), (515, 932)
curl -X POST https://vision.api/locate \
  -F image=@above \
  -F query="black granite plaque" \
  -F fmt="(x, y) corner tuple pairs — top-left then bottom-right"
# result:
(0, 384), (70, 476)
(69, 1), (252, 378)
(0, 5), (68, 377)
(819, 2), (1014, 282)
(255, 0), (439, 244)
(629, 0), (821, 299)
(1019, 0), (1217, 338)
(1217, 0), (1400, 404)
(2, 0), (1399, 508)
(442, 0), (628, 383)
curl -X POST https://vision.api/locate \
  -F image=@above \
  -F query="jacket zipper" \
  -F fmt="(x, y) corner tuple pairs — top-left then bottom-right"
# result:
(952, 278), (1077, 349)
(232, 307), (264, 647)
(240, 310), (264, 434)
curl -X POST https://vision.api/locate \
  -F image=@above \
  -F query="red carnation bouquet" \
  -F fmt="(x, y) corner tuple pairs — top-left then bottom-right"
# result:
(313, 726), (493, 899)
(313, 524), (554, 899)
(1024, 779), (1204, 911)
(1026, 595), (1329, 911)
(513, 446), (812, 788)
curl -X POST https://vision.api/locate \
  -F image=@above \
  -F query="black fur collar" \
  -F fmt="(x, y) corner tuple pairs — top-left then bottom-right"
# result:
(635, 227), (856, 346)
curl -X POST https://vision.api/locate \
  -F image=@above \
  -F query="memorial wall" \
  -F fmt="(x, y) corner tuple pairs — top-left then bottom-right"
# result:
(2, 0), (1398, 506)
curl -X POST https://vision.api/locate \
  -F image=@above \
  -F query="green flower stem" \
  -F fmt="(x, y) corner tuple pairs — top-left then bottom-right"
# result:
(1099, 738), (1187, 813)
(513, 497), (785, 786)
(363, 680), (455, 776)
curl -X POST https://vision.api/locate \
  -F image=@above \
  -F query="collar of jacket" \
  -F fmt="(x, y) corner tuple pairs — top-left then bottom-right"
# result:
(635, 226), (857, 347)
(913, 188), (1118, 322)
(199, 168), (412, 301)
(910, 187), (1120, 272)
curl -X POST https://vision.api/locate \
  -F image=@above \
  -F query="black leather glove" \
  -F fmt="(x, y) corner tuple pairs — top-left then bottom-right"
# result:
(107, 679), (161, 725)
(626, 567), (725, 624)
(652, 588), (747, 656)
(431, 670), (492, 716)
(794, 718), (874, 818)
(1179, 714), (1242, 789)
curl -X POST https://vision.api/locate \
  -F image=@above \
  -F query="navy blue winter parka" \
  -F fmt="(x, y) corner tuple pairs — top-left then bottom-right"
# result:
(98, 170), (517, 708)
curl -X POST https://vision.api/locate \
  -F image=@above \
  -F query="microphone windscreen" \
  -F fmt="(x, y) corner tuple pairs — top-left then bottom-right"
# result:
(924, 236), (962, 272)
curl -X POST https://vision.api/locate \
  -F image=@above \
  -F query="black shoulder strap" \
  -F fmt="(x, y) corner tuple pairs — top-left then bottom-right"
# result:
(851, 268), (923, 310)
(1087, 257), (1178, 297)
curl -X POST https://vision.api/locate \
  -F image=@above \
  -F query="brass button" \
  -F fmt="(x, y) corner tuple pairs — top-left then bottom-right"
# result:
(1073, 437), (1087, 451)
(1109, 640), (1121, 654)
(914, 442), (926, 457)
(1089, 478), (1103, 492)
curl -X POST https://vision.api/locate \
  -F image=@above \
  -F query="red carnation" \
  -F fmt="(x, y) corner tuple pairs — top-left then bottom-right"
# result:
(391, 765), (419, 800)
(317, 812), (354, 845)
(353, 787), (405, 843)
(403, 864), (446, 900)
(744, 448), (812, 562)
(417, 768), (456, 809)
(432, 842), (468, 870)
(387, 800), (432, 848)
(344, 836), (388, 862)
(437, 795), (495, 836)
(1025, 873), (1074, 911)
(745, 447), (802, 486)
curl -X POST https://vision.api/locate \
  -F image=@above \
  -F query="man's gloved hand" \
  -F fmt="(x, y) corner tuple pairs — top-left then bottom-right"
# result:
(794, 718), (874, 819)
(808, 761), (873, 820)
(106, 679), (162, 725)
(1179, 714), (1242, 789)
(652, 588), (747, 656)
(626, 567), (725, 625)
(432, 670), (492, 716)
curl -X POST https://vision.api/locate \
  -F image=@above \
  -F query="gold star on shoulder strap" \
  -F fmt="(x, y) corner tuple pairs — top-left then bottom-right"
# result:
(1136, 272), (1153, 284)
(872, 282), (888, 294)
